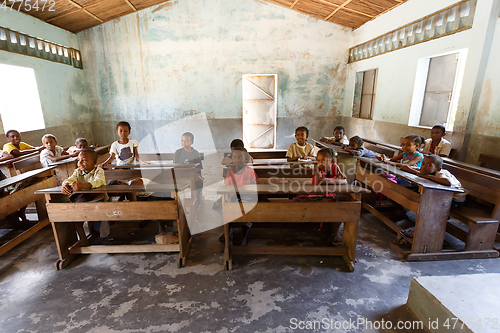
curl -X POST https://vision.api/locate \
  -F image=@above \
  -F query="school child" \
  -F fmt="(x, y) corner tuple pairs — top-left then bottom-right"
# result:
(219, 147), (258, 244)
(3, 130), (43, 157)
(320, 126), (349, 145)
(66, 138), (94, 154)
(377, 135), (424, 168)
(221, 139), (253, 165)
(422, 124), (452, 157)
(173, 132), (203, 189)
(343, 136), (377, 158)
(39, 134), (78, 168)
(61, 150), (107, 250)
(286, 126), (315, 162)
(100, 121), (148, 167)
(0, 150), (13, 162)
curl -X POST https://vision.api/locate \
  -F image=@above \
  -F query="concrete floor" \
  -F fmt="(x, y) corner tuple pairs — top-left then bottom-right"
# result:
(1, 154), (500, 333)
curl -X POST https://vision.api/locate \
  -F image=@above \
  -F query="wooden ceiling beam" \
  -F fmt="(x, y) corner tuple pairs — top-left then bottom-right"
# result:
(66, 0), (103, 22)
(290, 0), (300, 9)
(123, 0), (137, 11)
(324, 0), (353, 21)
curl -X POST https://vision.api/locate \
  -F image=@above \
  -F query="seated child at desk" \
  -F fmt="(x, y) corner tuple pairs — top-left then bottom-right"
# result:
(61, 149), (107, 250)
(422, 124), (452, 157)
(3, 130), (43, 157)
(286, 126), (315, 162)
(66, 138), (94, 154)
(221, 139), (253, 165)
(343, 136), (377, 158)
(320, 126), (349, 145)
(0, 150), (13, 162)
(174, 132), (203, 189)
(377, 135), (424, 168)
(100, 121), (148, 167)
(40, 134), (78, 167)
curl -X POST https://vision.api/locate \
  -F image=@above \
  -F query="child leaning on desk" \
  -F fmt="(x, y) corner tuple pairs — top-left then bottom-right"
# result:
(40, 134), (78, 168)
(3, 129), (44, 157)
(286, 126), (316, 162)
(343, 136), (377, 158)
(377, 135), (424, 168)
(66, 137), (95, 155)
(422, 124), (452, 157)
(61, 149), (108, 250)
(320, 125), (349, 145)
(174, 132), (204, 189)
(99, 121), (149, 167)
(221, 139), (253, 165)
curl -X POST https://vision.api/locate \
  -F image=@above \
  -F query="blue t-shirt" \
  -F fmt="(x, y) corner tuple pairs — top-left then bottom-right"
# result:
(401, 151), (424, 167)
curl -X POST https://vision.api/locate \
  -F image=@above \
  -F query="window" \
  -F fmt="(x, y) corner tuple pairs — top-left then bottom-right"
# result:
(0, 64), (45, 133)
(352, 69), (377, 119)
(409, 50), (467, 130)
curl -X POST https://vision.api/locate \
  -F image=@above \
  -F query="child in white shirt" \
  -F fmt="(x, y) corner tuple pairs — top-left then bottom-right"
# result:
(100, 121), (148, 166)
(286, 126), (315, 162)
(40, 134), (77, 168)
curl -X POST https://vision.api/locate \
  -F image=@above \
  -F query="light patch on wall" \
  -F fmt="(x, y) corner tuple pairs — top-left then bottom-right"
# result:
(0, 64), (45, 133)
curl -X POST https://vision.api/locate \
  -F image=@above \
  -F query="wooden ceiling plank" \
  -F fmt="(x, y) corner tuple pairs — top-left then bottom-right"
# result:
(324, 0), (353, 21)
(342, 6), (373, 17)
(123, 0), (138, 11)
(368, 1), (405, 21)
(290, 0), (300, 9)
(65, 0), (103, 22)
(46, 8), (82, 22)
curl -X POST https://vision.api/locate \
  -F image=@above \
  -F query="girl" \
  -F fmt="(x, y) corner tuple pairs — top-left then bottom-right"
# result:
(377, 135), (424, 168)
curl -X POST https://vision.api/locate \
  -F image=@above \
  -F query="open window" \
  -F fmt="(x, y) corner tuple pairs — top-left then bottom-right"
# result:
(352, 69), (377, 119)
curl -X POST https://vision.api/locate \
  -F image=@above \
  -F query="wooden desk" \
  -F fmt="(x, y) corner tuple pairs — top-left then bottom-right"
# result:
(0, 152), (40, 177)
(36, 184), (192, 270)
(102, 162), (199, 169)
(443, 157), (500, 179)
(223, 165), (315, 179)
(355, 157), (497, 261)
(312, 139), (358, 184)
(140, 152), (205, 161)
(222, 150), (287, 159)
(218, 183), (369, 271)
(0, 167), (57, 256)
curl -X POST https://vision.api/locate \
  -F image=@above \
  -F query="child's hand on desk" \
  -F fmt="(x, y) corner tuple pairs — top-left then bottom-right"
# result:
(400, 165), (414, 173)
(70, 182), (91, 191)
(61, 184), (73, 195)
(376, 154), (387, 162)
(140, 160), (151, 165)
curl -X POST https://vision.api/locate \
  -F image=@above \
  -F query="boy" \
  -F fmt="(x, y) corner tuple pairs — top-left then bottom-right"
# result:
(221, 139), (253, 165)
(67, 138), (94, 154)
(401, 155), (466, 206)
(174, 132), (203, 190)
(100, 121), (148, 166)
(321, 126), (349, 145)
(40, 134), (78, 167)
(61, 149), (107, 250)
(422, 125), (452, 157)
(286, 126), (315, 162)
(343, 136), (377, 158)
(3, 130), (43, 157)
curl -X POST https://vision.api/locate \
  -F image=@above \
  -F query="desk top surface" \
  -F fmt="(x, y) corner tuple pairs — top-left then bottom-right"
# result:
(102, 162), (199, 169)
(311, 138), (350, 154)
(357, 157), (463, 192)
(0, 166), (55, 190)
(361, 138), (402, 151)
(443, 157), (500, 178)
(36, 183), (190, 194)
(0, 151), (40, 167)
(217, 183), (370, 195)
(225, 158), (317, 166)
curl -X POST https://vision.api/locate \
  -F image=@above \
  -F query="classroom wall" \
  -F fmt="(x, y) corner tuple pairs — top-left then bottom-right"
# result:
(340, 0), (500, 162)
(77, 0), (351, 150)
(0, 10), (94, 148)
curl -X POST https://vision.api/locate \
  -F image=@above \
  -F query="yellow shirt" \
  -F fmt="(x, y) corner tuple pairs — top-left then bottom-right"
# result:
(63, 166), (106, 189)
(3, 142), (34, 154)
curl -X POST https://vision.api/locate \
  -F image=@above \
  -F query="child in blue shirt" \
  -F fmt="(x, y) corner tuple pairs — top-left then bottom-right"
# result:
(377, 135), (423, 168)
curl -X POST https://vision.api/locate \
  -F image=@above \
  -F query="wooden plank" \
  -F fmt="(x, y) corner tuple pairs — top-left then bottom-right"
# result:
(13, 155), (42, 173)
(37, 184), (189, 194)
(443, 157), (500, 179)
(0, 167), (55, 190)
(231, 245), (348, 256)
(139, 153), (204, 161)
(465, 222), (499, 251)
(443, 164), (500, 204)
(407, 250), (499, 261)
(223, 201), (361, 224)
(0, 218), (50, 256)
(47, 201), (178, 222)
(70, 244), (180, 254)
(325, 0), (353, 20)
(217, 183), (369, 195)
(478, 153), (500, 169)
(122, 0), (137, 11)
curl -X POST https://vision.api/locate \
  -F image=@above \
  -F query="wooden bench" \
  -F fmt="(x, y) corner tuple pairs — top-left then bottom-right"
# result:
(36, 183), (192, 270)
(442, 157), (500, 180)
(442, 164), (500, 249)
(478, 154), (500, 170)
(0, 167), (57, 256)
(218, 182), (369, 271)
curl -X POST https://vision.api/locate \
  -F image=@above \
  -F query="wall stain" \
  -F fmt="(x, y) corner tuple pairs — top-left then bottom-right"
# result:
(152, 1), (174, 14)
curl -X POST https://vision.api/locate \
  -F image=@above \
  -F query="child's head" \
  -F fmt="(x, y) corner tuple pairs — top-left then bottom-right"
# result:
(316, 148), (334, 170)
(116, 121), (131, 140)
(42, 134), (57, 151)
(231, 147), (248, 169)
(402, 135), (422, 154)
(230, 139), (244, 150)
(333, 126), (345, 140)
(77, 149), (98, 173)
(430, 124), (446, 142)
(420, 155), (443, 176)
(6, 130), (21, 145)
(348, 136), (363, 150)
(181, 132), (194, 150)
(75, 138), (89, 150)
(295, 126), (309, 145)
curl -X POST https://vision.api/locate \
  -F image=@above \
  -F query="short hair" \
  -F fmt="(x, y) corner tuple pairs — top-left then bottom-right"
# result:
(349, 135), (363, 146)
(432, 124), (446, 133)
(333, 126), (345, 134)
(80, 149), (98, 161)
(230, 139), (244, 148)
(424, 154), (443, 168)
(317, 148), (334, 158)
(6, 130), (19, 138)
(231, 147), (248, 157)
(41, 134), (57, 143)
(116, 121), (131, 131)
(75, 138), (88, 146)
(182, 132), (194, 141)
(295, 126), (309, 136)
(405, 134), (423, 146)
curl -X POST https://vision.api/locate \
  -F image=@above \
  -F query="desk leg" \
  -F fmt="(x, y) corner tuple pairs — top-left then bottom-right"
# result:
(342, 193), (361, 272)
(409, 188), (453, 256)
(51, 222), (78, 270)
(223, 195), (233, 271)
(177, 194), (191, 268)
